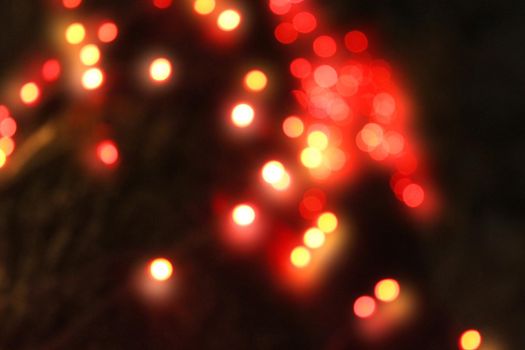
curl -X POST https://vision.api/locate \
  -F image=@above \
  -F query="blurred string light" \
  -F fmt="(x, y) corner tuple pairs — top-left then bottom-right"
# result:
(152, 0), (173, 9)
(193, 0), (216, 15)
(317, 212), (338, 233)
(353, 295), (376, 318)
(232, 204), (256, 226)
(65, 22), (86, 45)
(149, 57), (172, 82)
(374, 278), (400, 303)
(460, 330), (482, 350)
(80, 44), (101, 66)
(62, 0), (82, 9)
(231, 103), (254, 128)
(290, 246), (311, 268)
(96, 140), (119, 166)
(149, 258), (174, 281)
(42, 59), (61, 82)
(20, 82), (40, 105)
(98, 22), (119, 43)
(282, 116), (304, 138)
(244, 69), (268, 92)
(217, 9), (241, 31)
(82, 68), (104, 90)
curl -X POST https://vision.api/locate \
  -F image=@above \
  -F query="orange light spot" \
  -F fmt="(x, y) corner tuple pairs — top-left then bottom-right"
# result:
(79, 44), (101, 66)
(0, 137), (15, 156)
(292, 12), (317, 33)
(303, 228), (325, 249)
(20, 82), (40, 105)
(98, 21), (118, 43)
(262, 160), (285, 185)
(402, 184), (425, 208)
(290, 246), (311, 268)
(42, 59), (61, 82)
(300, 147), (323, 169)
(217, 9), (241, 31)
(0, 118), (16, 137)
(193, 0), (215, 15)
(0, 106), (9, 120)
(282, 116), (304, 138)
(460, 330), (482, 350)
(373, 92), (396, 121)
(232, 204), (256, 226)
(244, 70), (268, 92)
(0, 150), (6, 168)
(274, 22), (298, 44)
(149, 57), (172, 82)
(290, 58), (311, 79)
(353, 296), (376, 318)
(96, 140), (119, 165)
(65, 22), (86, 45)
(313, 35), (337, 58)
(231, 103), (255, 128)
(149, 258), (173, 281)
(269, 0), (291, 15)
(345, 30), (368, 53)
(314, 65), (338, 88)
(317, 212), (338, 233)
(272, 171), (291, 191)
(375, 279), (400, 302)
(153, 0), (173, 9)
(307, 130), (329, 150)
(62, 0), (82, 9)
(82, 68), (104, 90)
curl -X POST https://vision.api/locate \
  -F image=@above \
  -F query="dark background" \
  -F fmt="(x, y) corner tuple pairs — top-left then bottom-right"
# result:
(0, 0), (524, 349)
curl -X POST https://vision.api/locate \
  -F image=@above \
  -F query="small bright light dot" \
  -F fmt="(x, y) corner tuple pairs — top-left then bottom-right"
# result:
(460, 330), (482, 350)
(375, 279), (400, 302)
(98, 22), (118, 43)
(82, 68), (104, 90)
(0, 150), (6, 168)
(300, 147), (323, 169)
(42, 59), (61, 82)
(79, 44), (101, 66)
(62, 0), (82, 9)
(97, 140), (119, 165)
(353, 296), (376, 319)
(307, 130), (329, 150)
(65, 22), (86, 45)
(217, 9), (241, 31)
(149, 58), (172, 82)
(149, 258), (173, 281)
(244, 70), (268, 92)
(20, 82), (40, 105)
(193, 0), (216, 15)
(290, 246), (311, 268)
(282, 116), (304, 138)
(262, 160), (285, 185)
(317, 212), (338, 233)
(303, 228), (325, 249)
(232, 204), (256, 226)
(231, 103), (255, 128)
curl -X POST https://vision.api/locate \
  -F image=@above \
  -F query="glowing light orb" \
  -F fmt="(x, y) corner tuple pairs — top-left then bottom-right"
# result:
(353, 296), (376, 319)
(231, 103), (255, 128)
(290, 246), (311, 268)
(232, 204), (256, 226)
(402, 183), (425, 208)
(82, 68), (104, 90)
(303, 228), (325, 249)
(274, 22), (298, 44)
(149, 58), (172, 82)
(244, 70), (268, 92)
(292, 11), (317, 33)
(65, 23), (86, 45)
(374, 279), (400, 302)
(262, 160), (285, 185)
(282, 116), (304, 138)
(149, 258), (173, 281)
(460, 330), (482, 350)
(300, 147), (323, 169)
(42, 59), (61, 82)
(98, 22), (118, 43)
(80, 44), (101, 66)
(153, 0), (173, 9)
(193, 0), (216, 15)
(290, 58), (311, 79)
(314, 65), (338, 88)
(0, 118), (17, 137)
(20, 82), (40, 105)
(96, 140), (119, 165)
(307, 130), (329, 150)
(272, 171), (291, 191)
(313, 35), (337, 58)
(345, 30), (368, 53)
(317, 212), (338, 233)
(217, 9), (241, 31)
(62, 0), (82, 9)
(0, 150), (6, 168)
(0, 137), (15, 156)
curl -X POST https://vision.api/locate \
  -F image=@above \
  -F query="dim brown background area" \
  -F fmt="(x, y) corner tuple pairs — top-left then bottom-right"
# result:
(0, 0), (524, 349)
